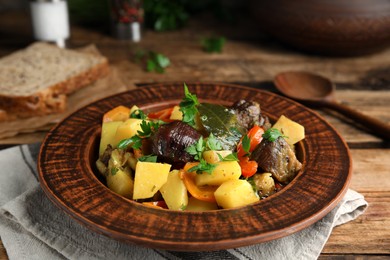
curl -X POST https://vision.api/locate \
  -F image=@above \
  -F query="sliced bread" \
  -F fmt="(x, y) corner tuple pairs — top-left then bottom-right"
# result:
(0, 42), (109, 117)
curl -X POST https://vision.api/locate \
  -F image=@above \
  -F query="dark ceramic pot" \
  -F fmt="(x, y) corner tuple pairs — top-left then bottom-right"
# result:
(250, 0), (390, 56)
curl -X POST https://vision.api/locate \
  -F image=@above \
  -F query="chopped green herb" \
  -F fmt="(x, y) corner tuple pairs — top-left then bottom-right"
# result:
(201, 36), (226, 53)
(117, 135), (143, 150)
(138, 155), (158, 163)
(146, 52), (170, 73)
(180, 204), (187, 211)
(262, 128), (287, 142)
(186, 136), (204, 160)
(206, 133), (223, 151)
(111, 167), (119, 176)
(137, 120), (163, 138)
(188, 159), (216, 175)
(247, 177), (258, 193)
(130, 109), (147, 119)
(217, 152), (238, 162)
(117, 120), (164, 150)
(242, 135), (251, 155)
(135, 50), (170, 73)
(179, 83), (199, 127)
(143, 0), (189, 32)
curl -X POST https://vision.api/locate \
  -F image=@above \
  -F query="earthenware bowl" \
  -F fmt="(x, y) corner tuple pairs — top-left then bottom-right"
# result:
(250, 0), (390, 56)
(38, 82), (352, 251)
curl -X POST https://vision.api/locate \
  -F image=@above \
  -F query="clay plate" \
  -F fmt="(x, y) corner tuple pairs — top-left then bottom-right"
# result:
(38, 82), (352, 251)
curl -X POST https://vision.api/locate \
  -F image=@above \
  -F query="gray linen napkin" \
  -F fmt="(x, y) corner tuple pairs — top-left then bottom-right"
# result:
(0, 144), (368, 260)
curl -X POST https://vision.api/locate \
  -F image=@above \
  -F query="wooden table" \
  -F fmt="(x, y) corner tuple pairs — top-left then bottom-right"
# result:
(1, 10), (389, 259)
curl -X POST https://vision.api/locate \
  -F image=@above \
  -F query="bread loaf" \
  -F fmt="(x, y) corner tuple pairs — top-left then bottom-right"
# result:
(0, 42), (109, 118)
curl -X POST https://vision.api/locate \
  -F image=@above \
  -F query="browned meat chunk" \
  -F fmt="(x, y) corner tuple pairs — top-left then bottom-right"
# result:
(250, 137), (302, 183)
(151, 121), (201, 168)
(231, 100), (271, 131)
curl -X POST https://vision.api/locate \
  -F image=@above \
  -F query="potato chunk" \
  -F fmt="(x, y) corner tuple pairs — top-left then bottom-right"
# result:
(272, 115), (305, 146)
(202, 150), (232, 164)
(106, 167), (134, 199)
(113, 118), (146, 147)
(133, 162), (171, 200)
(160, 170), (188, 210)
(195, 161), (241, 186)
(252, 173), (275, 197)
(99, 121), (122, 155)
(214, 179), (259, 209)
(169, 105), (183, 120)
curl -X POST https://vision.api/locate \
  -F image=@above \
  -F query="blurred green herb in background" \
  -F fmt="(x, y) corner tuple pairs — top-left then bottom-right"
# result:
(143, 0), (236, 32)
(143, 0), (189, 32)
(201, 36), (226, 53)
(135, 50), (171, 73)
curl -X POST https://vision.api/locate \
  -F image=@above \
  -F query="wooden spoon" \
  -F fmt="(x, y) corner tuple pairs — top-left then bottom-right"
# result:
(274, 71), (390, 140)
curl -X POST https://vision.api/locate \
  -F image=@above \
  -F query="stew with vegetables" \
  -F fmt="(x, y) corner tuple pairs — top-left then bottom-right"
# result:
(96, 84), (305, 211)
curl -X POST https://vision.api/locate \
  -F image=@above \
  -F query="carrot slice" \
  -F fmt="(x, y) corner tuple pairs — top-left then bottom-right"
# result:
(180, 164), (217, 203)
(237, 125), (264, 158)
(147, 107), (174, 122)
(239, 157), (258, 178)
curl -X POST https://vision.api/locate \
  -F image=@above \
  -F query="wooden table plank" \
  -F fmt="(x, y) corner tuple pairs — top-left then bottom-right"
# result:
(324, 191), (390, 254)
(349, 150), (390, 192)
(323, 149), (390, 255)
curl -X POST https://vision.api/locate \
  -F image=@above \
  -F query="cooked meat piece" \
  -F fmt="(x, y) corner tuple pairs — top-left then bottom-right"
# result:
(231, 100), (271, 130)
(151, 121), (201, 168)
(250, 137), (302, 183)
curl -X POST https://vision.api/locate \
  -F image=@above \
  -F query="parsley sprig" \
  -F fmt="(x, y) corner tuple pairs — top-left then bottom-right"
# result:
(186, 134), (223, 160)
(146, 52), (170, 73)
(262, 128), (287, 142)
(179, 83), (199, 127)
(187, 160), (217, 175)
(117, 120), (164, 150)
(241, 135), (251, 156)
(185, 133), (224, 174)
(201, 36), (226, 53)
(117, 135), (143, 150)
(130, 109), (147, 119)
(138, 155), (158, 163)
(135, 50), (170, 73)
(217, 152), (238, 162)
(206, 133), (222, 150)
(186, 136), (205, 161)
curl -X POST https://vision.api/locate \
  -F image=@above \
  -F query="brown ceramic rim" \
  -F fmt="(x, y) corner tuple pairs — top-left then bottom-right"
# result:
(38, 82), (352, 251)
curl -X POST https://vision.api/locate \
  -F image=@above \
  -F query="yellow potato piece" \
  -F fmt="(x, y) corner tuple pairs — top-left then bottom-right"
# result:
(253, 173), (275, 197)
(113, 118), (145, 147)
(169, 105), (183, 120)
(99, 121), (122, 156)
(272, 115), (305, 146)
(214, 179), (259, 209)
(186, 197), (219, 211)
(106, 167), (133, 199)
(160, 170), (188, 210)
(195, 161), (241, 186)
(133, 162), (171, 200)
(129, 105), (140, 115)
(202, 150), (232, 164)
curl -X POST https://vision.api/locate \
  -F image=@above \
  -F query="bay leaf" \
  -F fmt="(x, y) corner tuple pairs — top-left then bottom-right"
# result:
(197, 103), (244, 150)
